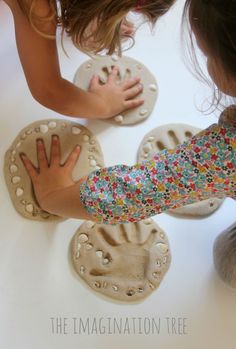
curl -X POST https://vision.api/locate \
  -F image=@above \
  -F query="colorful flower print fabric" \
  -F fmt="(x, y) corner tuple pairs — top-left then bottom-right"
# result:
(80, 113), (236, 224)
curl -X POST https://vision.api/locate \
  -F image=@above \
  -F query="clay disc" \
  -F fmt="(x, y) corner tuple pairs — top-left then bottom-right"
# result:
(71, 219), (171, 302)
(137, 123), (224, 217)
(4, 119), (104, 221)
(74, 55), (158, 125)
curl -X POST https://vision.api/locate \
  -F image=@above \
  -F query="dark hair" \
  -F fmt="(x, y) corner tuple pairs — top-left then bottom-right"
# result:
(182, 0), (236, 107)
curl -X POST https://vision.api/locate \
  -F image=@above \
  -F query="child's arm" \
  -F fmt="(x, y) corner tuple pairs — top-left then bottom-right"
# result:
(78, 123), (235, 224)
(5, 0), (143, 119)
(21, 123), (235, 223)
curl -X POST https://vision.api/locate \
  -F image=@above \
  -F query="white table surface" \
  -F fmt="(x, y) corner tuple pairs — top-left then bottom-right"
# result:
(1, 1), (236, 348)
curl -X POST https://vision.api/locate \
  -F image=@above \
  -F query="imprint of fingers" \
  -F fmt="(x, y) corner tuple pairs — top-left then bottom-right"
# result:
(167, 130), (181, 148)
(96, 224), (159, 248)
(97, 225), (135, 246)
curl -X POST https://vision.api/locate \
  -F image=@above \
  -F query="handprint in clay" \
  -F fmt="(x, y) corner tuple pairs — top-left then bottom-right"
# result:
(89, 222), (166, 281)
(71, 220), (171, 301)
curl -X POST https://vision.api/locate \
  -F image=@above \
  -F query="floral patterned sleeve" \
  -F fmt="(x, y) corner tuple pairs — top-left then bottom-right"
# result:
(80, 118), (236, 225)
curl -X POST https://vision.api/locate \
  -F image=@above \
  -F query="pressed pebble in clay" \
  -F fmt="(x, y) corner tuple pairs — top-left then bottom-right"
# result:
(70, 219), (171, 302)
(4, 119), (104, 221)
(74, 55), (158, 126)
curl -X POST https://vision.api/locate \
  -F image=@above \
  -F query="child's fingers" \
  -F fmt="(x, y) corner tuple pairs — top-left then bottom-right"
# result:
(64, 145), (81, 171)
(89, 74), (100, 89)
(50, 135), (61, 167)
(107, 66), (119, 83)
(124, 84), (143, 100)
(20, 153), (38, 181)
(124, 98), (144, 110)
(36, 139), (48, 169)
(121, 76), (141, 91)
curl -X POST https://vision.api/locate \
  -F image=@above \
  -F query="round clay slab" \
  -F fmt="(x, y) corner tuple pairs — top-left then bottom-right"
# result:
(71, 219), (171, 302)
(74, 55), (158, 125)
(4, 119), (104, 221)
(137, 123), (224, 217)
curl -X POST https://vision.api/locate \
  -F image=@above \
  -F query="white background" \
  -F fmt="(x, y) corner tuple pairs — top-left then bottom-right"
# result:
(0, 1), (236, 348)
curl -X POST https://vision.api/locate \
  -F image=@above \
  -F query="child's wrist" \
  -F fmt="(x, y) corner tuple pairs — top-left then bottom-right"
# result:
(87, 92), (111, 118)
(40, 177), (90, 218)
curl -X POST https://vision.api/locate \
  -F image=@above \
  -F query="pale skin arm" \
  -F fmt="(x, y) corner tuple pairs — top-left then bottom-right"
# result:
(4, 0), (143, 119)
(20, 135), (96, 221)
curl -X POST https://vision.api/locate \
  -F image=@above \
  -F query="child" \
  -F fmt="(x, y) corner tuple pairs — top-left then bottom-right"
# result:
(21, 0), (236, 224)
(3, 0), (175, 119)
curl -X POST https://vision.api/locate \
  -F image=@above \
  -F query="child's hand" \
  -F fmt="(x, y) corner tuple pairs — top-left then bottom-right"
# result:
(20, 136), (81, 209)
(88, 66), (144, 118)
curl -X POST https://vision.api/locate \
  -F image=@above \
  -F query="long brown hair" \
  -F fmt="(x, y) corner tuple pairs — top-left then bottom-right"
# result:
(17, 0), (56, 38)
(182, 0), (236, 108)
(18, 0), (176, 55)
